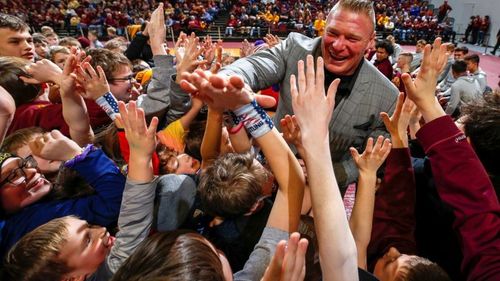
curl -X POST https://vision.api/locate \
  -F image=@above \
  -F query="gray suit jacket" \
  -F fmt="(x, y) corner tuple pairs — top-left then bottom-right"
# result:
(220, 32), (398, 189)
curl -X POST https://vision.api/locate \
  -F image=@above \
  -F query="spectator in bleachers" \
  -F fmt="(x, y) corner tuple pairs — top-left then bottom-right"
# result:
(477, 15), (490, 46)
(44, 32), (59, 47)
(438, 0), (452, 23)
(464, 54), (488, 93)
(386, 35), (401, 63)
(313, 12), (326, 37)
(32, 33), (49, 60)
(410, 39), (426, 72)
(0, 14), (34, 62)
(443, 60), (482, 117)
(373, 39), (394, 80)
(391, 52), (412, 93)
(88, 30), (104, 49)
(491, 28), (500, 56)
(48, 45), (70, 69)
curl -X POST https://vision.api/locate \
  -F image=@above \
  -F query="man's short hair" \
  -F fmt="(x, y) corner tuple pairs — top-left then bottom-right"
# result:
(375, 39), (394, 55)
(86, 48), (131, 80)
(330, 0), (376, 28)
(451, 60), (467, 74)
(400, 52), (413, 63)
(454, 46), (469, 54)
(446, 43), (455, 52)
(0, 14), (29, 31)
(416, 39), (427, 46)
(464, 53), (479, 64)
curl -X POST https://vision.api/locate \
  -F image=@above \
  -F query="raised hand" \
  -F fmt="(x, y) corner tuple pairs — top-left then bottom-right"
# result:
(402, 38), (449, 122)
(264, 33), (281, 48)
(180, 69), (253, 111)
(380, 93), (416, 148)
(115, 101), (158, 160)
(240, 39), (254, 58)
(22, 59), (63, 85)
(349, 136), (392, 174)
(290, 55), (339, 144)
(76, 62), (111, 100)
(29, 130), (82, 161)
(261, 232), (308, 281)
(280, 115), (305, 158)
(149, 3), (167, 56)
(175, 33), (206, 84)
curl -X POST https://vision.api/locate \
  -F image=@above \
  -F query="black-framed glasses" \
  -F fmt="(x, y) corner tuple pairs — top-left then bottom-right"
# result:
(108, 74), (135, 83)
(0, 156), (38, 187)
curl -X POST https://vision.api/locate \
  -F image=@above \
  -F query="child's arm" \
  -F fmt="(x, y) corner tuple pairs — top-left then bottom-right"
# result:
(179, 96), (204, 130)
(29, 130), (126, 227)
(181, 69), (305, 280)
(403, 38), (500, 280)
(200, 106), (223, 170)
(94, 101), (160, 279)
(0, 86), (15, 146)
(290, 55), (358, 281)
(348, 136), (391, 270)
(23, 55), (94, 145)
(58, 54), (94, 146)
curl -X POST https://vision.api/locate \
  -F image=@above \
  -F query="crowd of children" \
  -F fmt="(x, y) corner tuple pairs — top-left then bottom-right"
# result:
(0, 0), (498, 281)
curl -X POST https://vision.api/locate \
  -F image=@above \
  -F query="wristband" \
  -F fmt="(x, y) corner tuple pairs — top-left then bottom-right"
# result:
(64, 144), (97, 168)
(232, 100), (274, 138)
(96, 92), (120, 120)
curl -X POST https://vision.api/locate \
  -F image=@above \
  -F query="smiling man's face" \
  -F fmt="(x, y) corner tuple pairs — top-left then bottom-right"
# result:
(321, 8), (374, 75)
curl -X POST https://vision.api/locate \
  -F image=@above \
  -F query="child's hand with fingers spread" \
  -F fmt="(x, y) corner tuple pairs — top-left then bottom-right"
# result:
(115, 101), (158, 160)
(261, 232), (308, 281)
(76, 62), (111, 100)
(290, 55), (339, 144)
(280, 115), (305, 158)
(380, 93), (416, 148)
(402, 38), (449, 122)
(29, 130), (82, 161)
(22, 59), (63, 85)
(349, 136), (392, 174)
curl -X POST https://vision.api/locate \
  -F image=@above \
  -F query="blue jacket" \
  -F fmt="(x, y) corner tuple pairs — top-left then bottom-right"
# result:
(0, 148), (125, 257)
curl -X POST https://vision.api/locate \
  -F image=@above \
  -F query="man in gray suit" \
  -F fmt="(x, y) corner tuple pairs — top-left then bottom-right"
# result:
(218, 0), (398, 189)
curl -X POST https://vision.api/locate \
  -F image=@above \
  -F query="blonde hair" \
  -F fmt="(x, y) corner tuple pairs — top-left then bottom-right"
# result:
(4, 216), (75, 281)
(330, 0), (376, 28)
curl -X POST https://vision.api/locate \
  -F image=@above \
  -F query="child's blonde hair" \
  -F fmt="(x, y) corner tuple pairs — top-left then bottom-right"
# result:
(3, 216), (76, 281)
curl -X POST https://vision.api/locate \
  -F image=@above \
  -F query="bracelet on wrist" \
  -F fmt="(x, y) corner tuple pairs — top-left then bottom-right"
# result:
(232, 99), (274, 139)
(95, 92), (119, 120)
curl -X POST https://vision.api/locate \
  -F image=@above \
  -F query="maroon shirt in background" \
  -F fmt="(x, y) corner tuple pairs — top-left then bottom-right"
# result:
(7, 99), (111, 137)
(374, 58), (394, 80)
(417, 116), (500, 281)
(367, 148), (417, 271)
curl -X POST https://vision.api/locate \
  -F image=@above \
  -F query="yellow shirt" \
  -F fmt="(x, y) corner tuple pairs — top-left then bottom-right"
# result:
(313, 19), (326, 36)
(157, 119), (185, 152)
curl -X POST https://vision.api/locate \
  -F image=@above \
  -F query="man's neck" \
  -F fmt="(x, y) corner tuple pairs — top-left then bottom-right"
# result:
(400, 64), (410, 73)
